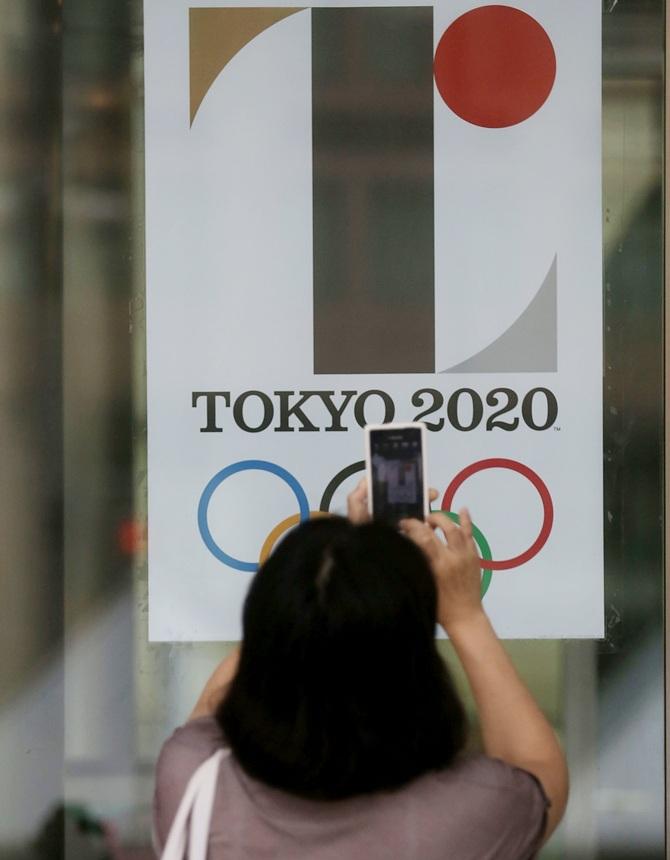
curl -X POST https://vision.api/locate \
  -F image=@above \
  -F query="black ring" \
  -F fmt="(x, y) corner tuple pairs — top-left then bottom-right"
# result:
(319, 461), (366, 512)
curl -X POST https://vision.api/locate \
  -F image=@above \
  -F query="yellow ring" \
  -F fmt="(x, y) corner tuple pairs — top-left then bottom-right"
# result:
(259, 510), (330, 565)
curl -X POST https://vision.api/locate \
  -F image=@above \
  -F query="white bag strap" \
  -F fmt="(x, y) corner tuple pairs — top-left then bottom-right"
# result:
(160, 748), (230, 860)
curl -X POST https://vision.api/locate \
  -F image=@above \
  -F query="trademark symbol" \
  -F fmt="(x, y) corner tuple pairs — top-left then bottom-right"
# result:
(553, 425), (561, 431)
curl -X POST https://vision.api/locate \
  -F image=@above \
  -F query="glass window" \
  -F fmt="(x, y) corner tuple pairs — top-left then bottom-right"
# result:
(0, 1), (664, 856)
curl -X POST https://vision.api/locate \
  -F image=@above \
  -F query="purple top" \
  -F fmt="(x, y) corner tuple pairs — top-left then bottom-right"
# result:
(154, 717), (548, 860)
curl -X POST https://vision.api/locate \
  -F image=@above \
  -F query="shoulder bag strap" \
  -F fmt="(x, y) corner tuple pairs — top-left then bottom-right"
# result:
(160, 748), (230, 860)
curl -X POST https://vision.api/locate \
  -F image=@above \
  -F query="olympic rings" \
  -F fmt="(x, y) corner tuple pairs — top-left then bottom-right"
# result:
(441, 458), (553, 570)
(259, 511), (330, 564)
(198, 457), (554, 577)
(197, 460), (310, 572)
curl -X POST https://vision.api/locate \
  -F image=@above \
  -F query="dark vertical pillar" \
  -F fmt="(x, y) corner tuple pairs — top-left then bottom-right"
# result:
(312, 7), (434, 374)
(0, 0), (64, 849)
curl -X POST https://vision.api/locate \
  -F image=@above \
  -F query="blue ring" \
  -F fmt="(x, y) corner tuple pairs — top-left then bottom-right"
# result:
(198, 460), (310, 572)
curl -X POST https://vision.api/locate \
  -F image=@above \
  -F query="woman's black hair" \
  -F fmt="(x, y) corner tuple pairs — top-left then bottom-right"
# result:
(218, 516), (467, 800)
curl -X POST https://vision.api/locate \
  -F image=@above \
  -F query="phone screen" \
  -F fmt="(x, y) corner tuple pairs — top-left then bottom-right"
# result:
(369, 426), (425, 524)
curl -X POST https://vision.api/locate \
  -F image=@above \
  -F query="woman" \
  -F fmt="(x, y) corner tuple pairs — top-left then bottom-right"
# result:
(154, 482), (568, 858)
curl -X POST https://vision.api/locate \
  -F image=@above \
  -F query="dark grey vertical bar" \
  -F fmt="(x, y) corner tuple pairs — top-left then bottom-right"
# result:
(0, 0), (64, 847)
(312, 7), (434, 374)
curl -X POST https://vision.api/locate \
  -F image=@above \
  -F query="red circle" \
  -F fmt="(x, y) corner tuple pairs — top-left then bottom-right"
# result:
(434, 5), (556, 128)
(441, 458), (553, 570)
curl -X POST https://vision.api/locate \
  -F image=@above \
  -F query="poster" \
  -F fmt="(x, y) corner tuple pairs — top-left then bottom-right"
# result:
(145, 0), (603, 640)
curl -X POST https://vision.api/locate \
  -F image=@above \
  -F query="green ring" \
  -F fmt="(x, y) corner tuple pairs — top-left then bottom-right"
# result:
(430, 510), (493, 598)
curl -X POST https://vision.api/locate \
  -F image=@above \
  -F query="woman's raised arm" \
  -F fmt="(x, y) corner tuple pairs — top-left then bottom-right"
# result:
(400, 511), (569, 842)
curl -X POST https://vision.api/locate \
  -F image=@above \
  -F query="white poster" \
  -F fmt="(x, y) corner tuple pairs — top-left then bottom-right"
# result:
(145, 0), (603, 640)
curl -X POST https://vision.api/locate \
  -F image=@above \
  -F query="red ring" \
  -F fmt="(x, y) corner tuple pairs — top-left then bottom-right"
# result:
(441, 458), (553, 570)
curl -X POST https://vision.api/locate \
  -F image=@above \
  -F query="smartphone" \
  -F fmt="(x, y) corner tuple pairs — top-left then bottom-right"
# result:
(364, 422), (428, 525)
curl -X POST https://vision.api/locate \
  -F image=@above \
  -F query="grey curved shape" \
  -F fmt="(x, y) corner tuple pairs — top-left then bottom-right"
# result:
(441, 255), (557, 374)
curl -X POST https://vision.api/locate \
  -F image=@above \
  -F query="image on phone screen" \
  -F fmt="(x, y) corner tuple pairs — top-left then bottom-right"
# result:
(369, 426), (425, 525)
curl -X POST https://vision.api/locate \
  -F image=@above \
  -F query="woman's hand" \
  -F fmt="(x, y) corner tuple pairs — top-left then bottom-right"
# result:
(346, 478), (371, 524)
(400, 509), (483, 634)
(346, 478), (439, 526)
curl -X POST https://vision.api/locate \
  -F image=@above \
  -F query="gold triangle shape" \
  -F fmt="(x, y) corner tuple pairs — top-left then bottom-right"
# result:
(190, 7), (304, 125)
